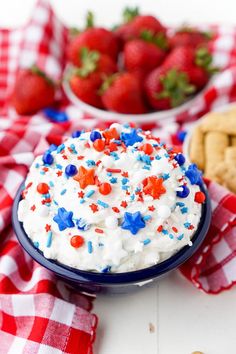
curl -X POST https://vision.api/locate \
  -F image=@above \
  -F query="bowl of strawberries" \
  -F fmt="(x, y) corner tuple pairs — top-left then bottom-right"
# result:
(63, 8), (217, 123)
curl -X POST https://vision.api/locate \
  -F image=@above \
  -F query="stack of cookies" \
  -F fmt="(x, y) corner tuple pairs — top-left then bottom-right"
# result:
(189, 106), (236, 193)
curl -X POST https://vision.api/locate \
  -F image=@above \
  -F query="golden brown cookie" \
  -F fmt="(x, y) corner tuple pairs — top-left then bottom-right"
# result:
(231, 136), (236, 146)
(204, 132), (229, 179)
(189, 125), (205, 170)
(215, 162), (236, 193)
(225, 146), (236, 165)
(200, 112), (236, 135)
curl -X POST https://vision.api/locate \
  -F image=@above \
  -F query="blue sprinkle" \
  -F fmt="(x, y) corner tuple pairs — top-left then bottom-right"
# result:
(69, 144), (77, 153)
(86, 159), (96, 167)
(49, 181), (54, 187)
(88, 241), (93, 254)
(60, 189), (67, 195)
(130, 194), (135, 201)
(57, 144), (65, 153)
(42, 152), (54, 166)
(176, 202), (185, 207)
(143, 165), (150, 170)
(97, 200), (109, 208)
(122, 178), (128, 185)
(162, 229), (168, 235)
(174, 153), (186, 166)
(181, 207), (188, 214)
(44, 108), (69, 122)
(80, 198), (85, 204)
(155, 155), (161, 160)
(141, 155), (151, 165)
(43, 193), (50, 198)
(110, 177), (117, 184)
(34, 241), (39, 248)
(122, 185), (129, 190)
(35, 163), (40, 168)
(56, 164), (63, 170)
(184, 222), (191, 228)
(65, 164), (78, 177)
(107, 172), (112, 177)
(46, 231), (53, 247)
(162, 173), (170, 180)
(90, 131), (102, 142)
(72, 130), (81, 138)
(169, 234), (174, 239)
(47, 144), (58, 153)
(164, 153), (169, 158)
(135, 187), (141, 192)
(177, 130), (187, 142)
(143, 238), (151, 245)
(177, 234), (184, 240)
(85, 190), (95, 198)
(143, 215), (152, 221)
(177, 185), (190, 198)
(102, 266), (111, 273)
(53, 200), (58, 205)
(40, 171), (45, 175)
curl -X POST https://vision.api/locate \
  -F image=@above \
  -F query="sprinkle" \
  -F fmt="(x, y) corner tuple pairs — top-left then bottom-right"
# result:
(177, 234), (184, 240)
(77, 155), (84, 160)
(122, 185), (129, 190)
(97, 200), (109, 208)
(121, 201), (128, 208)
(157, 225), (163, 232)
(169, 234), (174, 239)
(42, 152), (54, 165)
(172, 227), (178, 233)
(95, 228), (104, 234)
(56, 171), (63, 177)
(30, 205), (36, 211)
(53, 200), (58, 205)
(143, 238), (151, 246)
(35, 163), (40, 168)
(57, 144), (65, 153)
(80, 198), (85, 204)
(45, 224), (51, 232)
(181, 207), (188, 214)
(143, 165), (151, 170)
(148, 205), (155, 212)
(130, 194), (135, 201)
(49, 181), (54, 187)
(56, 164), (63, 170)
(121, 178), (128, 185)
(86, 159), (96, 167)
(176, 202), (185, 207)
(78, 191), (85, 198)
(46, 231), (53, 247)
(143, 215), (152, 221)
(40, 171), (45, 175)
(102, 266), (111, 273)
(155, 155), (161, 160)
(60, 189), (67, 195)
(76, 218), (90, 231)
(90, 203), (99, 213)
(106, 168), (121, 173)
(110, 177), (117, 184)
(112, 207), (120, 213)
(162, 229), (168, 235)
(34, 242), (39, 248)
(72, 130), (81, 138)
(184, 222), (191, 228)
(107, 172), (112, 177)
(87, 241), (93, 254)
(85, 190), (95, 198)
(162, 173), (170, 180)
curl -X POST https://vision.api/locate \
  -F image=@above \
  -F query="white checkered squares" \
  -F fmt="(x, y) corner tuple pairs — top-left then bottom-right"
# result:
(50, 298), (74, 326)
(12, 294), (35, 317)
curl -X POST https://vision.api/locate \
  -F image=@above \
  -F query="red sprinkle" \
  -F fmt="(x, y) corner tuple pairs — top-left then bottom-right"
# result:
(120, 201), (128, 208)
(188, 225), (194, 230)
(122, 171), (129, 178)
(26, 182), (33, 189)
(37, 183), (49, 194)
(90, 203), (99, 213)
(141, 143), (153, 155)
(194, 191), (206, 204)
(78, 191), (85, 198)
(172, 227), (178, 233)
(77, 155), (84, 160)
(112, 207), (120, 213)
(148, 205), (155, 212)
(157, 225), (163, 232)
(106, 168), (121, 173)
(70, 235), (84, 248)
(45, 224), (51, 232)
(108, 142), (118, 152)
(56, 171), (63, 177)
(30, 205), (36, 211)
(84, 142), (90, 148)
(99, 182), (112, 195)
(95, 228), (104, 234)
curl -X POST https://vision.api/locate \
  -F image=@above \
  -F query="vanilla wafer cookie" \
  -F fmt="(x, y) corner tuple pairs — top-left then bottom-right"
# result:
(225, 146), (236, 164)
(231, 136), (236, 146)
(215, 163), (236, 194)
(201, 113), (236, 135)
(204, 132), (229, 179)
(189, 125), (205, 170)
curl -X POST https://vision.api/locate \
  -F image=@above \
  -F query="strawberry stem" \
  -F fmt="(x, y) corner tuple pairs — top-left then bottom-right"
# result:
(123, 7), (139, 23)
(157, 69), (196, 107)
(75, 47), (100, 78)
(31, 65), (54, 86)
(140, 30), (169, 50)
(98, 74), (118, 95)
(195, 47), (218, 74)
(86, 11), (94, 28)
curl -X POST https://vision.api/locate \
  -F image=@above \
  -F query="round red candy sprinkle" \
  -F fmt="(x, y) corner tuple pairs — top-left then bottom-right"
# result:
(37, 183), (49, 194)
(70, 235), (84, 248)
(194, 191), (206, 203)
(93, 139), (105, 152)
(141, 143), (153, 155)
(99, 182), (112, 195)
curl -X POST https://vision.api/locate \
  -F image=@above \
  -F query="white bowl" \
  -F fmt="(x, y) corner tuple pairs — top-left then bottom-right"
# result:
(63, 68), (213, 124)
(183, 101), (236, 164)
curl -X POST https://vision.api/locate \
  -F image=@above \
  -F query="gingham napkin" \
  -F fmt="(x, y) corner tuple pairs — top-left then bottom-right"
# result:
(1, 0), (236, 352)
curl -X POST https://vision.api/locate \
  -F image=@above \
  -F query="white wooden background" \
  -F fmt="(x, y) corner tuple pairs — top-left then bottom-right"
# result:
(1, 1), (236, 353)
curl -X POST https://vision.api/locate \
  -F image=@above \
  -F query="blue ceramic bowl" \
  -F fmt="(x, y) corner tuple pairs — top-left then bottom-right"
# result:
(12, 183), (211, 294)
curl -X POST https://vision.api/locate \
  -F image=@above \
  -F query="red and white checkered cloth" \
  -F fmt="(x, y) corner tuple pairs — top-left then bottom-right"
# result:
(1, 0), (236, 351)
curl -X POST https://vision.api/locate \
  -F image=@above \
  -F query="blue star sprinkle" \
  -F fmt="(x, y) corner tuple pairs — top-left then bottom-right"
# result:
(174, 153), (185, 166)
(185, 164), (202, 185)
(53, 207), (75, 231)
(121, 211), (146, 235)
(120, 129), (143, 147)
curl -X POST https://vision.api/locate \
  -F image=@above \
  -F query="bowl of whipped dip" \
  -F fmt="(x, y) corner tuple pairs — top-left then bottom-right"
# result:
(13, 123), (211, 294)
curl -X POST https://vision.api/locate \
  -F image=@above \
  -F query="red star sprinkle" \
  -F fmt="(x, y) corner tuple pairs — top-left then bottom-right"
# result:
(122, 171), (129, 178)
(89, 203), (98, 213)
(56, 171), (63, 177)
(188, 225), (194, 230)
(73, 166), (95, 189)
(103, 128), (119, 141)
(30, 205), (36, 211)
(62, 155), (68, 160)
(143, 176), (166, 200)
(42, 167), (49, 172)
(78, 191), (85, 198)
(108, 142), (118, 152)
(77, 155), (84, 160)
(121, 201), (128, 208)
(84, 142), (90, 148)
(148, 205), (155, 212)
(45, 224), (51, 232)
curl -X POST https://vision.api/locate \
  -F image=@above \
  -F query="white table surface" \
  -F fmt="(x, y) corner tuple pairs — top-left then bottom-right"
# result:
(1, 1), (236, 353)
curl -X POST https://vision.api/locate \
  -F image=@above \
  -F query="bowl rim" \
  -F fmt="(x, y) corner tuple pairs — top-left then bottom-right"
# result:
(12, 182), (211, 285)
(183, 101), (236, 163)
(63, 66), (214, 124)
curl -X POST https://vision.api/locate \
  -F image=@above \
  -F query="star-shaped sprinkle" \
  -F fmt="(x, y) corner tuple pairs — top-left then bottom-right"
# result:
(73, 166), (95, 189)
(148, 205), (155, 212)
(120, 201), (128, 208)
(45, 224), (51, 232)
(53, 207), (74, 231)
(120, 129), (143, 147)
(121, 211), (146, 235)
(30, 205), (36, 211)
(56, 171), (63, 177)
(143, 176), (166, 200)
(78, 191), (85, 198)
(103, 128), (119, 141)
(89, 203), (99, 213)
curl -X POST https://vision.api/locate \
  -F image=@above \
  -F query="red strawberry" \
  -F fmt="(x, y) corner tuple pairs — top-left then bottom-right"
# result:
(169, 27), (213, 49)
(114, 7), (140, 46)
(101, 72), (147, 114)
(163, 46), (215, 90)
(67, 27), (119, 62)
(145, 67), (196, 110)
(69, 47), (117, 75)
(11, 66), (55, 115)
(124, 39), (166, 77)
(70, 72), (103, 108)
(131, 15), (166, 37)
